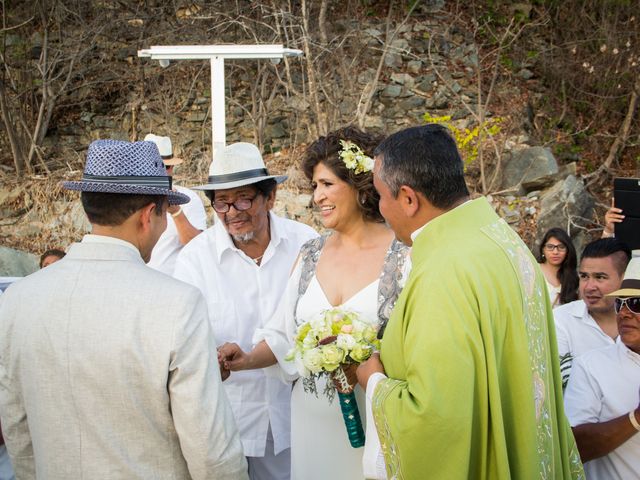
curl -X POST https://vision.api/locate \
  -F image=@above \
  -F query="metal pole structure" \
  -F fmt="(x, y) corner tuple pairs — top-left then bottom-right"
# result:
(138, 45), (303, 158)
(211, 56), (226, 156)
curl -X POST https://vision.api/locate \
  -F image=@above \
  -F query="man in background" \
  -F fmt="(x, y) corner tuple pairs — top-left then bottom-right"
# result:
(565, 257), (640, 478)
(145, 133), (207, 275)
(554, 238), (631, 386)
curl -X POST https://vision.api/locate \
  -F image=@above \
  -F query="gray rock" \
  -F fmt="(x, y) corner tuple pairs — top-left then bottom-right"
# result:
(287, 96), (310, 112)
(558, 162), (578, 178)
(93, 116), (117, 129)
(390, 73), (415, 87)
(357, 69), (376, 85)
(384, 53), (403, 68)
(537, 175), (595, 253)
(391, 38), (409, 51)
(500, 205), (521, 224)
(407, 60), (423, 74)
(363, 116), (384, 129)
(264, 122), (287, 139)
(500, 146), (559, 192)
(451, 81), (463, 94)
(518, 68), (534, 80)
(452, 109), (470, 120)
(381, 85), (403, 97)
(0, 246), (38, 277)
(399, 96), (426, 110)
(434, 92), (449, 109)
(80, 112), (94, 123)
(364, 28), (383, 39)
(463, 52), (479, 68)
(186, 112), (207, 122)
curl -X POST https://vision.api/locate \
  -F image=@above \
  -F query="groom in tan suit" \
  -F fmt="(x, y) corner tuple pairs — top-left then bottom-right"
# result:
(0, 140), (247, 480)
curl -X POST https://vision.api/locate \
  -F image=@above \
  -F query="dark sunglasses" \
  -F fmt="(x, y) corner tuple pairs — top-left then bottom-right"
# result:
(614, 297), (640, 314)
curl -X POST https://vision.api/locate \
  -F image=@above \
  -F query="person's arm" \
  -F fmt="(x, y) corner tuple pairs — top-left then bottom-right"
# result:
(553, 313), (572, 388)
(0, 294), (35, 480)
(218, 340), (277, 371)
(169, 289), (247, 480)
(572, 408), (640, 462)
(564, 354), (640, 462)
(168, 204), (204, 245)
(602, 198), (624, 238)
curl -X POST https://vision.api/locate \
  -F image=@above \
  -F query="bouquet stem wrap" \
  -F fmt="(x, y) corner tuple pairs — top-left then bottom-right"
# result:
(337, 391), (365, 448)
(333, 366), (365, 448)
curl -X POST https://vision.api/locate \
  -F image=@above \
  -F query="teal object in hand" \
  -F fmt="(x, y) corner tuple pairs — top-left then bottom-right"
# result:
(337, 391), (365, 448)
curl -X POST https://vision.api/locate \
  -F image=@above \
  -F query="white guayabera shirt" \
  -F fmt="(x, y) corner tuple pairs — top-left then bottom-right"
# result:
(148, 185), (207, 275)
(174, 212), (317, 458)
(564, 340), (640, 480)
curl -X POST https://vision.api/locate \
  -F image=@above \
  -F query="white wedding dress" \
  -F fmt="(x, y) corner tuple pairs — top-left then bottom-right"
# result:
(253, 237), (409, 480)
(290, 275), (379, 480)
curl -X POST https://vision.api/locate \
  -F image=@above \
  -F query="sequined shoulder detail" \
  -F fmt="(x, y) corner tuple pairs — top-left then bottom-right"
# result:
(377, 239), (410, 338)
(293, 234), (328, 324)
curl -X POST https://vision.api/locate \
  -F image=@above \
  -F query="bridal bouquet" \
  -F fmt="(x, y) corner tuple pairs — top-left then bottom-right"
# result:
(285, 308), (380, 448)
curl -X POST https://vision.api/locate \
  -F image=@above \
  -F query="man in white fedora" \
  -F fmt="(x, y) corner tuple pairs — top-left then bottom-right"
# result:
(144, 133), (207, 275)
(174, 142), (317, 480)
(564, 256), (640, 479)
(0, 140), (247, 480)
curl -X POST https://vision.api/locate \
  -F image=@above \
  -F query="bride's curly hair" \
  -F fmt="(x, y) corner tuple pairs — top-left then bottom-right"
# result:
(302, 126), (384, 223)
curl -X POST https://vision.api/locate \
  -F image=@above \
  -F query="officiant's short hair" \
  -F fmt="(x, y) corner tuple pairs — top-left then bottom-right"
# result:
(374, 124), (470, 210)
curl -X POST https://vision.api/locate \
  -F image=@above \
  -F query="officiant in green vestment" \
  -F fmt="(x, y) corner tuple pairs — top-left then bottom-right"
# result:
(357, 125), (584, 480)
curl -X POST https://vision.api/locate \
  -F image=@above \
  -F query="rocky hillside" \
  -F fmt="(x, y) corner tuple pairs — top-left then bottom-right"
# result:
(1, 1), (638, 272)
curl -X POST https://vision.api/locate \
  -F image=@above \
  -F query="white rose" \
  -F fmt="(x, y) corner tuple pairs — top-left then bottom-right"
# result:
(336, 333), (357, 351)
(302, 348), (324, 374)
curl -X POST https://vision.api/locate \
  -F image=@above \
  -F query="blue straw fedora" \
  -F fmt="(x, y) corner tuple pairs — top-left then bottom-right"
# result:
(63, 140), (189, 205)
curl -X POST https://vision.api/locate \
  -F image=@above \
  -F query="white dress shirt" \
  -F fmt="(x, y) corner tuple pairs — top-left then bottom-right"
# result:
(554, 300), (617, 383)
(174, 212), (317, 457)
(564, 341), (640, 480)
(148, 185), (207, 275)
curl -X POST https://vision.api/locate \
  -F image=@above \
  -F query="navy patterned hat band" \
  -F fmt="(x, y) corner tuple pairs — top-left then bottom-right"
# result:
(81, 174), (172, 189)
(61, 139), (188, 205)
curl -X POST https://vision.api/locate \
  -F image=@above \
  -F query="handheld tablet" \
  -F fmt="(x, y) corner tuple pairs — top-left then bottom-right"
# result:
(613, 177), (640, 250)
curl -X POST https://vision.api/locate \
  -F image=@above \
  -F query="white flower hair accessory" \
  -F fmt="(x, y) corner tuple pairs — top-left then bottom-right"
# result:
(339, 140), (374, 174)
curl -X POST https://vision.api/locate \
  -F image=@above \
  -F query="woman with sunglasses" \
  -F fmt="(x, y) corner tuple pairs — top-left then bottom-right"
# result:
(538, 227), (579, 307)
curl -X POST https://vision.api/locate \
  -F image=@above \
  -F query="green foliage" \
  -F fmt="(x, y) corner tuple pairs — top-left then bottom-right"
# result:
(423, 113), (502, 166)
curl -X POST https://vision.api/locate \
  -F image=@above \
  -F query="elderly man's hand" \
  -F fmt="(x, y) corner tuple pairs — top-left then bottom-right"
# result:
(356, 352), (385, 390)
(216, 350), (231, 381)
(218, 342), (250, 371)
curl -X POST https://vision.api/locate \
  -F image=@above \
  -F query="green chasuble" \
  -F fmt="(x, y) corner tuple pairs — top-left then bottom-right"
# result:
(374, 198), (584, 479)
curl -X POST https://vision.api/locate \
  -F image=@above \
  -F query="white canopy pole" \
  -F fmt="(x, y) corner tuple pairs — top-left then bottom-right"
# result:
(211, 56), (226, 156)
(138, 45), (303, 157)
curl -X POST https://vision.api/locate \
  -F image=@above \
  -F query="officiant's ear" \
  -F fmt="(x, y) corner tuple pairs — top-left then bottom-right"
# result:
(397, 185), (420, 217)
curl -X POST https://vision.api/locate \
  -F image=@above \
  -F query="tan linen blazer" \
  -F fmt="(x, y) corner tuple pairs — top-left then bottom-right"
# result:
(0, 239), (247, 480)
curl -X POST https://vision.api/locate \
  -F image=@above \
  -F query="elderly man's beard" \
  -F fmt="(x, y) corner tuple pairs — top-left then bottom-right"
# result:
(232, 231), (255, 243)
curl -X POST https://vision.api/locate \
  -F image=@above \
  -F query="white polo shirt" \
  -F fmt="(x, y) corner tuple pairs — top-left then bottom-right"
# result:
(564, 341), (640, 480)
(174, 212), (317, 457)
(148, 185), (207, 275)
(553, 300), (617, 384)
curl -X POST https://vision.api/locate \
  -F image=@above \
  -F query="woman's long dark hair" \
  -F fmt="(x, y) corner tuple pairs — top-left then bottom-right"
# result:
(538, 227), (579, 304)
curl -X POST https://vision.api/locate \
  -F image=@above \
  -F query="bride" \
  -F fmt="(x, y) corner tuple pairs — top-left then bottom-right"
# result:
(219, 127), (410, 479)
